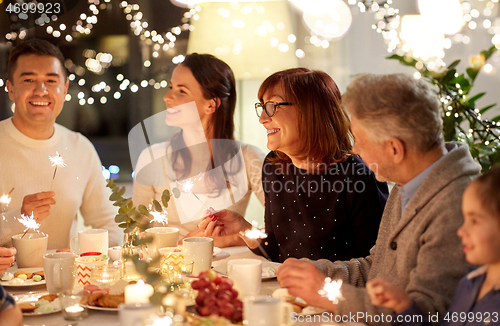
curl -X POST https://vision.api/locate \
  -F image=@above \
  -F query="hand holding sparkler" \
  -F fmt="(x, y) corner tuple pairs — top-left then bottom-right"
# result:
(366, 277), (412, 313)
(198, 208), (251, 238)
(20, 192), (55, 223)
(240, 220), (272, 261)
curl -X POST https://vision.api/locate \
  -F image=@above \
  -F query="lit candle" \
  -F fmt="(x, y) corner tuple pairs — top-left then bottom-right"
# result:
(63, 305), (85, 320)
(124, 280), (154, 303)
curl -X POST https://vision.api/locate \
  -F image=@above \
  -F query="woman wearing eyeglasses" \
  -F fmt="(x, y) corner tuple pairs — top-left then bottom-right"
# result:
(133, 53), (265, 247)
(200, 68), (389, 262)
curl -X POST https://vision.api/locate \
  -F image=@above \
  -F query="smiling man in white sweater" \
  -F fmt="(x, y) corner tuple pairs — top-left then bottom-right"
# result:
(0, 39), (120, 250)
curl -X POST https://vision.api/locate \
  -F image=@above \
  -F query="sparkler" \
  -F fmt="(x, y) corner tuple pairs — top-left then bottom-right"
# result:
(148, 204), (169, 225)
(0, 188), (14, 206)
(18, 213), (41, 239)
(49, 152), (66, 190)
(318, 278), (343, 304)
(176, 174), (208, 209)
(241, 221), (272, 261)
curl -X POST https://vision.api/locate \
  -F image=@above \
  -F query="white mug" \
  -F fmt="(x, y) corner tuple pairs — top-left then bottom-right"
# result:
(243, 296), (293, 326)
(228, 259), (262, 298)
(43, 252), (77, 294)
(182, 237), (213, 275)
(70, 229), (108, 255)
(118, 303), (156, 326)
(145, 227), (179, 261)
(12, 233), (48, 268)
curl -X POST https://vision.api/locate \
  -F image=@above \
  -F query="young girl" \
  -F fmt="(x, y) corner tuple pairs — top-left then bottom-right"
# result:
(366, 165), (500, 325)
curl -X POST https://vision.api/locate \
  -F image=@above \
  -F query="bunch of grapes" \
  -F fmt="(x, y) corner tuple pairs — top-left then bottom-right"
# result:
(191, 270), (243, 323)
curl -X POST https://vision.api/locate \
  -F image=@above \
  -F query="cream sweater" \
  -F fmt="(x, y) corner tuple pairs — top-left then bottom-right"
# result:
(133, 141), (265, 238)
(0, 118), (121, 249)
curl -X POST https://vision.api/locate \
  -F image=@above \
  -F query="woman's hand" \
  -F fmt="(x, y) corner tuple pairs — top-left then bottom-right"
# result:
(277, 258), (337, 311)
(0, 247), (16, 274)
(198, 208), (250, 237)
(366, 277), (412, 313)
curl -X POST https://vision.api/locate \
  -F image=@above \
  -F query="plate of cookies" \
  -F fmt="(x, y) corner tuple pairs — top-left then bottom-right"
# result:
(79, 281), (127, 311)
(0, 267), (45, 287)
(14, 292), (61, 315)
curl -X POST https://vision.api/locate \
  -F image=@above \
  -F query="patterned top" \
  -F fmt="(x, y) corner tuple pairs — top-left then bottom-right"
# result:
(252, 153), (389, 263)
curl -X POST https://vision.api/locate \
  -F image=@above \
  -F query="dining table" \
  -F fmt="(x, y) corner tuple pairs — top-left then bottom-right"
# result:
(6, 246), (362, 326)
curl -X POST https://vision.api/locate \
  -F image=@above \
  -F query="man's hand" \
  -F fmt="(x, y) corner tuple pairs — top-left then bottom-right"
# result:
(20, 192), (55, 222)
(0, 247), (16, 273)
(198, 209), (250, 237)
(277, 258), (337, 311)
(366, 277), (412, 313)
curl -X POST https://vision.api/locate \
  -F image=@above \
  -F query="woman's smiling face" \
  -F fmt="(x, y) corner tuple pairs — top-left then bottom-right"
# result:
(258, 83), (300, 156)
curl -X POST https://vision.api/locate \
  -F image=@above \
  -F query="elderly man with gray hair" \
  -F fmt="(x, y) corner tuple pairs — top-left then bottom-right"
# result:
(276, 73), (481, 325)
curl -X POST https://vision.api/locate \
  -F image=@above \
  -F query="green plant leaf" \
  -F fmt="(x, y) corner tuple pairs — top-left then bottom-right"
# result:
(442, 69), (457, 84)
(479, 104), (496, 114)
(161, 189), (170, 207)
(109, 192), (122, 201)
(118, 222), (128, 228)
(447, 60), (461, 70)
(115, 214), (128, 223)
(132, 236), (154, 246)
(138, 204), (151, 217)
(466, 68), (479, 82)
(152, 199), (162, 212)
(466, 92), (485, 106)
(172, 187), (181, 198)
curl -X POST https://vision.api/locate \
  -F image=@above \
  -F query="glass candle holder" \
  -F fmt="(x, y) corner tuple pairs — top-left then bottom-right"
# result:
(90, 265), (122, 287)
(59, 291), (87, 321)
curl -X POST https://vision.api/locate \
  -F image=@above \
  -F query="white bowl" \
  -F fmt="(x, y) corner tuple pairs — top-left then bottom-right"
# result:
(108, 246), (122, 261)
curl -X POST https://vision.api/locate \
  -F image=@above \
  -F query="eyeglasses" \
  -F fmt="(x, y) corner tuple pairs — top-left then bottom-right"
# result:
(255, 101), (293, 118)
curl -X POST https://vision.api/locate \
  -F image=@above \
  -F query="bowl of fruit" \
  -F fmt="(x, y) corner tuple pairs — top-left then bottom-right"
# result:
(191, 270), (243, 324)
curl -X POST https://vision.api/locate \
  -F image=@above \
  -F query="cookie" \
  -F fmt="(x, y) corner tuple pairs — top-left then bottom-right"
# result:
(39, 294), (58, 302)
(33, 270), (45, 279)
(97, 294), (124, 308)
(14, 270), (33, 279)
(18, 303), (37, 313)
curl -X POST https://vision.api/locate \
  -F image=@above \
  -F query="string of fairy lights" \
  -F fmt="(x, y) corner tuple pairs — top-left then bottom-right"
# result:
(1, 0), (500, 104)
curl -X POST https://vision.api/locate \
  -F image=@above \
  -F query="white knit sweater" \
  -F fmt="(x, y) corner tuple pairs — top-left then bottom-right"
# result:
(0, 118), (121, 249)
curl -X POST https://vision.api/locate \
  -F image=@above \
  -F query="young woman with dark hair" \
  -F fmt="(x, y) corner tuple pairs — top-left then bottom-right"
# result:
(133, 53), (265, 247)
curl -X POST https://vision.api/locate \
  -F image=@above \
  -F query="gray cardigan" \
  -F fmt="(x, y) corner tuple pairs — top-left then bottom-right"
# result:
(311, 143), (481, 325)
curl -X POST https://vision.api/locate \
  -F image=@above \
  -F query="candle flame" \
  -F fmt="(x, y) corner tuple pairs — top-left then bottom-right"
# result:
(17, 213), (41, 232)
(49, 152), (67, 168)
(242, 220), (267, 239)
(137, 279), (145, 287)
(318, 277), (343, 304)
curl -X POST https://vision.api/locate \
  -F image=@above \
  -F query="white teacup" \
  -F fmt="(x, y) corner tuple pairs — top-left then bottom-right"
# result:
(70, 229), (108, 255)
(118, 303), (156, 326)
(243, 296), (293, 326)
(228, 258), (262, 298)
(182, 237), (213, 275)
(43, 252), (77, 294)
(145, 227), (179, 261)
(12, 233), (48, 268)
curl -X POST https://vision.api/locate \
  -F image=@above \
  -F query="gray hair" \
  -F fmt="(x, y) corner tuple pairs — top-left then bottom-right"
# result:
(342, 73), (443, 153)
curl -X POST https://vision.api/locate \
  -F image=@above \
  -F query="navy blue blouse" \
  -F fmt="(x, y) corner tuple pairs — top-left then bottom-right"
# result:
(251, 153), (389, 263)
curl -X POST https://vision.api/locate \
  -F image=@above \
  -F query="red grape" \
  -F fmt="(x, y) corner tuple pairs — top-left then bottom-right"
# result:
(219, 303), (234, 319)
(233, 299), (243, 309)
(200, 306), (211, 316)
(232, 308), (243, 322)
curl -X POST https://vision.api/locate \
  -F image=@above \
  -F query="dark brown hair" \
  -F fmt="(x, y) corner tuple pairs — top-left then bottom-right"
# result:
(472, 165), (500, 223)
(169, 53), (240, 193)
(258, 68), (352, 171)
(7, 38), (66, 82)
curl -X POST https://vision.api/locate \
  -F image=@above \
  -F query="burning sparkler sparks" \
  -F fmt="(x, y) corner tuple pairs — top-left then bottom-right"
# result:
(318, 278), (343, 304)
(176, 174), (207, 209)
(49, 152), (66, 190)
(241, 220), (272, 261)
(17, 213), (42, 239)
(0, 188), (14, 206)
(148, 204), (169, 225)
